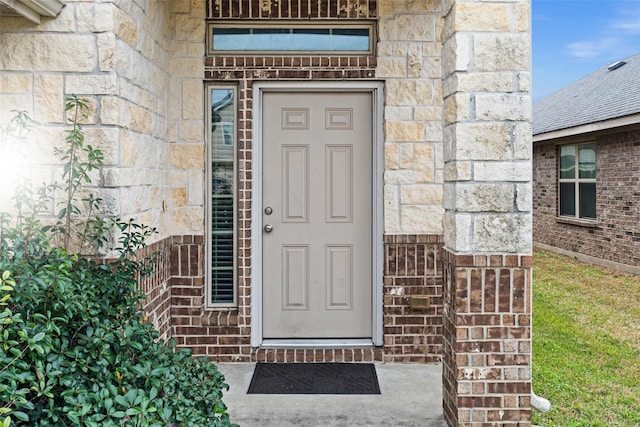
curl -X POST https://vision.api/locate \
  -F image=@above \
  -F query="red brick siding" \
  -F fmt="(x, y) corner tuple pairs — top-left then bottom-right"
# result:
(533, 128), (640, 268)
(442, 250), (532, 426)
(96, 237), (173, 341)
(253, 348), (384, 363)
(384, 234), (444, 363)
(137, 233), (444, 362)
(139, 237), (173, 341)
(207, 0), (377, 19)
(168, 235), (250, 361)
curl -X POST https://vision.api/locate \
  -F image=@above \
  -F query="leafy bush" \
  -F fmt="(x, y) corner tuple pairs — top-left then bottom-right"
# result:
(0, 99), (237, 426)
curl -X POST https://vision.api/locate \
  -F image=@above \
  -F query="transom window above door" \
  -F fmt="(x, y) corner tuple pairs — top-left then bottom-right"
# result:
(208, 22), (375, 54)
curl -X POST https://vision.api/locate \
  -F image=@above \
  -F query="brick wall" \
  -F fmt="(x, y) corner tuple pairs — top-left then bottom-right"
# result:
(169, 234), (251, 361)
(533, 128), (640, 269)
(138, 232), (445, 363)
(442, 251), (532, 426)
(384, 234), (444, 363)
(139, 237), (173, 341)
(207, 0), (377, 19)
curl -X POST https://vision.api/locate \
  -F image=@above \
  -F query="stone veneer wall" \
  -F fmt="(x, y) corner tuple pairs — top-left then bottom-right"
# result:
(441, 0), (533, 425)
(0, 1), (207, 244)
(533, 128), (640, 272)
(0, 0), (209, 343)
(378, 0), (445, 234)
(0, 0), (211, 354)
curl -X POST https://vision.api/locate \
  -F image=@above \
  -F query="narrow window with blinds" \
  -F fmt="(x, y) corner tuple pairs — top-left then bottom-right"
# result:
(208, 86), (236, 306)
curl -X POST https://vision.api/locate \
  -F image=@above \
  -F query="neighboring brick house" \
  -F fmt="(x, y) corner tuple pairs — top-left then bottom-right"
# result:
(0, 1), (534, 425)
(533, 53), (640, 275)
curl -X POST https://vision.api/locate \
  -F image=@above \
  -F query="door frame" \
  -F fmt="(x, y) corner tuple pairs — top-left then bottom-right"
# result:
(250, 81), (385, 348)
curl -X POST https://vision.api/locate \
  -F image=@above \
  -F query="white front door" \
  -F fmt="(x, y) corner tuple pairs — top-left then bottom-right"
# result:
(262, 91), (373, 339)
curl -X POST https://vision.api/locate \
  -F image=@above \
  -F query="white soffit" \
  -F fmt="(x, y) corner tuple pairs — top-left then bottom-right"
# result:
(0, 0), (65, 24)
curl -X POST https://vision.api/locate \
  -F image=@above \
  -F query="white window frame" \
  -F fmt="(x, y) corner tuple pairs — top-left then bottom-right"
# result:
(206, 84), (238, 308)
(558, 142), (596, 220)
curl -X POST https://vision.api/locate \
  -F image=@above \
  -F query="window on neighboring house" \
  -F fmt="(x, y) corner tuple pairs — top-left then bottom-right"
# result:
(207, 85), (237, 307)
(208, 22), (375, 55)
(559, 143), (596, 220)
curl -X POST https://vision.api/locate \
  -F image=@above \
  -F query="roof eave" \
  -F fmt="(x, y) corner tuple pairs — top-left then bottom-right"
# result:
(533, 112), (640, 143)
(0, 0), (64, 24)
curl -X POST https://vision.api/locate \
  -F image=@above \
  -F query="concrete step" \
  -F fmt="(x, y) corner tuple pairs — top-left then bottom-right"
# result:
(218, 363), (446, 427)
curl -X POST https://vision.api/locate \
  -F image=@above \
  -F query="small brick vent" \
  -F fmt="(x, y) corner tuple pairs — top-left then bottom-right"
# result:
(207, 0), (377, 19)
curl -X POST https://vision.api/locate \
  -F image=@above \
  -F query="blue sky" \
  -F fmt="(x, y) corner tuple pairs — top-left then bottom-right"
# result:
(533, 0), (640, 102)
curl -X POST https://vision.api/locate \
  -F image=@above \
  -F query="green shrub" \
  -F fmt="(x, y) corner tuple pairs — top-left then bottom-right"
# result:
(0, 99), (237, 427)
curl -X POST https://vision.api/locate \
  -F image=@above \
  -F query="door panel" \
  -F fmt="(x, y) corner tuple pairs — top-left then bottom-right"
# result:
(281, 245), (310, 310)
(262, 91), (372, 339)
(326, 145), (353, 222)
(282, 146), (309, 222)
(326, 245), (353, 310)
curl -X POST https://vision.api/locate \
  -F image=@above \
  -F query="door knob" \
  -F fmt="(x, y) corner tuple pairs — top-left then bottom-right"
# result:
(264, 224), (273, 233)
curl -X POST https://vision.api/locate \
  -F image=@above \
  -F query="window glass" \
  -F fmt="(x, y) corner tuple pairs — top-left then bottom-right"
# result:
(558, 142), (596, 220)
(579, 183), (596, 219)
(291, 28), (330, 50)
(559, 182), (576, 216)
(210, 24), (372, 53)
(332, 28), (370, 51)
(210, 87), (236, 306)
(252, 28), (291, 50)
(559, 145), (575, 179)
(578, 143), (596, 179)
(213, 28), (252, 50)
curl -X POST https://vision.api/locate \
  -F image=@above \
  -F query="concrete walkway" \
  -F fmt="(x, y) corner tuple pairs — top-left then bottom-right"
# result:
(217, 363), (446, 427)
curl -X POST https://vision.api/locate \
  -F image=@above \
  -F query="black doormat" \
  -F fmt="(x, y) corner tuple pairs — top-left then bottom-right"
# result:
(247, 362), (381, 395)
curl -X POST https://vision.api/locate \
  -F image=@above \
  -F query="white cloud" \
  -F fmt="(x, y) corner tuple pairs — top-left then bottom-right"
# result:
(611, 4), (640, 34)
(565, 3), (640, 60)
(566, 37), (619, 58)
(611, 19), (640, 33)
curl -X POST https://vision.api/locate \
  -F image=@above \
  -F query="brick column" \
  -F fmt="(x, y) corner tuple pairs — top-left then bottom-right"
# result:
(441, 1), (533, 425)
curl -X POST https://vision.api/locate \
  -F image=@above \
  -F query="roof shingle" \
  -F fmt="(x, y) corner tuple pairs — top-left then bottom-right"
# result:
(533, 53), (640, 135)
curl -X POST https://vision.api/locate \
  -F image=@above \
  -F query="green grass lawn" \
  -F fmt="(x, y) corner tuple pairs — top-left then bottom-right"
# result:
(532, 250), (640, 426)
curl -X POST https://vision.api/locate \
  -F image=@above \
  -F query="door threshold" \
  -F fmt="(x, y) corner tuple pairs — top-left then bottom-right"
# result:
(261, 339), (374, 349)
